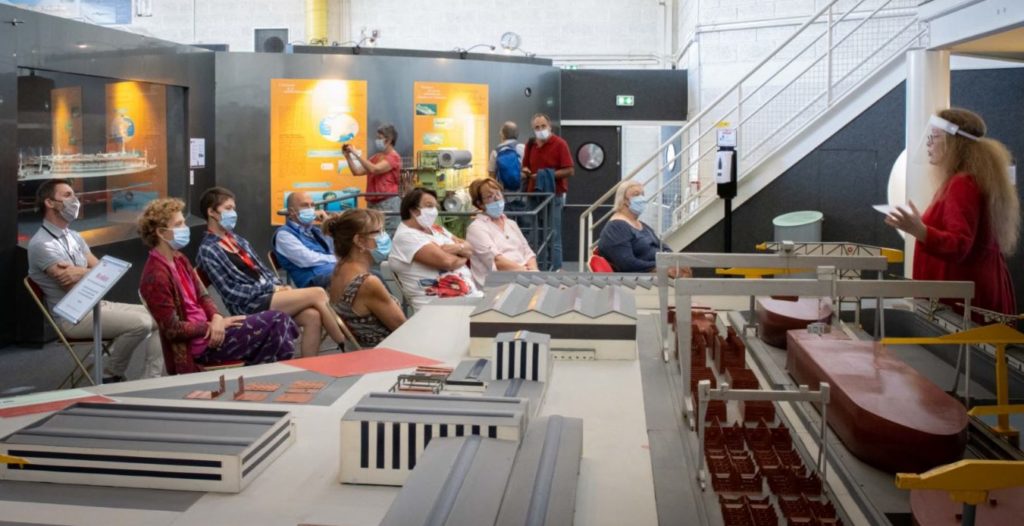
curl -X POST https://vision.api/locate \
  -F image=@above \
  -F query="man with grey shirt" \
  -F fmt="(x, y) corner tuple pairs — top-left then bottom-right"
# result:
(27, 179), (164, 381)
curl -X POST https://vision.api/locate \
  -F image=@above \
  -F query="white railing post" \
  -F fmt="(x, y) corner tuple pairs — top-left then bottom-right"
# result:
(827, 4), (834, 105)
(736, 84), (743, 163)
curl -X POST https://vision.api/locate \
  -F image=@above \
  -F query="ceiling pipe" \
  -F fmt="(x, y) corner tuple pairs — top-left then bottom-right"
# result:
(306, 0), (328, 45)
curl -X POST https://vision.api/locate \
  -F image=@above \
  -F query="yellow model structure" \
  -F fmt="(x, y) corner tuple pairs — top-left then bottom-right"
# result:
(1, 453), (28, 468)
(882, 323), (1024, 444)
(896, 460), (1024, 526)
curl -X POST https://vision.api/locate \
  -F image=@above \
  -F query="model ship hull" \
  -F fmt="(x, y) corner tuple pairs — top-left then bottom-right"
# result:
(786, 330), (968, 473)
(756, 297), (832, 348)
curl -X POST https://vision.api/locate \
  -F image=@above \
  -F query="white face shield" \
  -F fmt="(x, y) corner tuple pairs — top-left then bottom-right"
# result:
(910, 114), (980, 168)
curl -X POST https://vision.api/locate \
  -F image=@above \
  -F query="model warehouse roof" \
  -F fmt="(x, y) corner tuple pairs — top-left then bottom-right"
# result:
(471, 283), (637, 320)
(487, 272), (659, 290)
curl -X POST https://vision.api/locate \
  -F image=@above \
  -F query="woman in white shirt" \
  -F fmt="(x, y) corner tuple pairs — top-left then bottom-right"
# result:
(388, 187), (480, 311)
(465, 178), (538, 288)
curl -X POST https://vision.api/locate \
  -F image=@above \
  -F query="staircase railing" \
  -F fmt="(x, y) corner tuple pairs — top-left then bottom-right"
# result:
(578, 0), (923, 267)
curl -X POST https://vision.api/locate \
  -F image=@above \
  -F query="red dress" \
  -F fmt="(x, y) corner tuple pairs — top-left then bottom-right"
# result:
(913, 173), (1016, 316)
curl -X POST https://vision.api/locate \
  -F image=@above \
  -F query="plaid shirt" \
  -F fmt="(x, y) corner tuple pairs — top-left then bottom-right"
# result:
(196, 231), (280, 315)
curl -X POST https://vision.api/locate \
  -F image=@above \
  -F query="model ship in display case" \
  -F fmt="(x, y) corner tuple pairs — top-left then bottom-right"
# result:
(18, 147), (156, 181)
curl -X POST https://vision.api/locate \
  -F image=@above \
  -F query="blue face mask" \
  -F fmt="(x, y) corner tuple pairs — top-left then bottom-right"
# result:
(371, 231), (392, 263)
(485, 199), (505, 218)
(219, 209), (238, 231)
(298, 207), (316, 225)
(167, 227), (190, 250)
(628, 195), (647, 216)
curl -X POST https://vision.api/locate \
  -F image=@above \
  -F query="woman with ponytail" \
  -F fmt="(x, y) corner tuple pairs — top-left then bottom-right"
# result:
(886, 108), (1020, 316)
(323, 209), (406, 347)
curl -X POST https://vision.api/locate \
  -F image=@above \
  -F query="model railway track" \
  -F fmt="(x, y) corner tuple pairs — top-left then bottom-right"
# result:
(966, 416), (1024, 461)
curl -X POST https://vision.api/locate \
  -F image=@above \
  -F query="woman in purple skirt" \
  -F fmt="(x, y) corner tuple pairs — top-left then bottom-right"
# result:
(138, 198), (297, 375)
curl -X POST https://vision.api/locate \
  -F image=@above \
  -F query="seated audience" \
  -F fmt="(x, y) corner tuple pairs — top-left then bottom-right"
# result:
(324, 209), (406, 347)
(598, 180), (688, 276)
(465, 178), (538, 288)
(138, 198), (297, 373)
(388, 187), (481, 311)
(194, 186), (347, 357)
(27, 178), (163, 381)
(274, 191), (335, 288)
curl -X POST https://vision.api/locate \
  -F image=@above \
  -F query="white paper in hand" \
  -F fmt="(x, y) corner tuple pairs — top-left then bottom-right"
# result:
(873, 204), (910, 216)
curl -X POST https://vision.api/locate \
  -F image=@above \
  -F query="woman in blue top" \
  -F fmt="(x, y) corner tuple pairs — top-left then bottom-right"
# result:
(597, 180), (689, 277)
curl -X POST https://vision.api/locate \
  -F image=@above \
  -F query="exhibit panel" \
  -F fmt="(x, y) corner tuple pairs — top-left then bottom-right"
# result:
(214, 51), (560, 256)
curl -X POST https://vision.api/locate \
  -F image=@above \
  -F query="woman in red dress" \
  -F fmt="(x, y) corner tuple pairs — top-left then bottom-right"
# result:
(886, 108), (1019, 317)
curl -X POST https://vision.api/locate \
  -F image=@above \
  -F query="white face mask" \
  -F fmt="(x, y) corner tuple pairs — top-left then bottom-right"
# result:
(416, 207), (438, 229)
(375, 138), (387, 151)
(57, 196), (80, 223)
(535, 128), (551, 141)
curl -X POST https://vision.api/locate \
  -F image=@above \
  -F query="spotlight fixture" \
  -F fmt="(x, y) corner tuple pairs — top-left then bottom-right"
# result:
(76, 43), (89, 49)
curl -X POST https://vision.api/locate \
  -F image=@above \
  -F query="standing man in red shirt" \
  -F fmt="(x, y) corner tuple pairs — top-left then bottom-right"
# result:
(522, 113), (574, 270)
(343, 123), (402, 234)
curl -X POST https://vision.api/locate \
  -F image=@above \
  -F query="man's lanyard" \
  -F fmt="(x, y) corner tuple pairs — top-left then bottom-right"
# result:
(41, 225), (82, 265)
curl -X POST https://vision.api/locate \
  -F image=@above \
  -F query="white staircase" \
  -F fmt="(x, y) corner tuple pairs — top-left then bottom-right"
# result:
(577, 0), (924, 264)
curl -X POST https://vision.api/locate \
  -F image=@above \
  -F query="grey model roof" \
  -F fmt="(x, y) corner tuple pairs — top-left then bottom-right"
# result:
(486, 271), (659, 290)
(380, 436), (517, 526)
(471, 284), (637, 319)
(495, 331), (551, 346)
(343, 392), (528, 427)
(496, 415), (583, 526)
(0, 402), (289, 455)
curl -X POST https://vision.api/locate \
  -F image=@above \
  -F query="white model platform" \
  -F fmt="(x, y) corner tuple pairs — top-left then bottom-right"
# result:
(340, 392), (529, 486)
(0, 402), (294, 493)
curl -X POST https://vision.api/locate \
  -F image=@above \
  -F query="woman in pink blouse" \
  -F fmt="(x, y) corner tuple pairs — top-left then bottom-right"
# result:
(465, 178), (538, 288)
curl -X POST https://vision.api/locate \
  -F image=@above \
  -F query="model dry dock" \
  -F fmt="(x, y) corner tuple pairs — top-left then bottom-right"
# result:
(340, 392), (528, 486)
(470, 283), (637, 360)
(0, 402), (294, 493)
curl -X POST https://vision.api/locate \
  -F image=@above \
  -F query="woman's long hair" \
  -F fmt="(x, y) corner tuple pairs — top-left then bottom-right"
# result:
(322, 208), (384, 260)
(937, 108), (1020, 254)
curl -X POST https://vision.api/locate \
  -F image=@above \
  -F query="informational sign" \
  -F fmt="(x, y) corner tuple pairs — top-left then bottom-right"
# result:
(716, 127), (737, 148)
(413, 82), (489, 180)
(270, 78), (368, 225)
(53, 255), (132, 325)
(105, 81), (167, 212)
(615, 95), (635, 107)
(190, 138), (205, 168)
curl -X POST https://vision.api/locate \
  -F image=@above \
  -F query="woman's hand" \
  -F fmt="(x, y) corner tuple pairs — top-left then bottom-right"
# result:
(885, 201), (927, 241)
(207, 314), (227, 348)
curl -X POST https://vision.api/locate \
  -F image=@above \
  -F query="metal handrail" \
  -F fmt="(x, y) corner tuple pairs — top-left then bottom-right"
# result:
(578, 0), (920, 266)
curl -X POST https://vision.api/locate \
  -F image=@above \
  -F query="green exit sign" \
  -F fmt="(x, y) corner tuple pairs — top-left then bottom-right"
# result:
(616, 95), (635, 107)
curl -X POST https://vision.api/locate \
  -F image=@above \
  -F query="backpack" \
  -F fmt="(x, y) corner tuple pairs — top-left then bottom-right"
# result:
(495, 144), (522, 192)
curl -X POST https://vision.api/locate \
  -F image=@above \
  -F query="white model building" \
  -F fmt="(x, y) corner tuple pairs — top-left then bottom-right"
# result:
(470, 283), (637, 360)
(339, 392), (528, 486)
(493, 330), (552, 382)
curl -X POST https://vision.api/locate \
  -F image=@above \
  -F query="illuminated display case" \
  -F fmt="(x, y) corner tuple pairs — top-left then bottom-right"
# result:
(16, 68), (187, 248)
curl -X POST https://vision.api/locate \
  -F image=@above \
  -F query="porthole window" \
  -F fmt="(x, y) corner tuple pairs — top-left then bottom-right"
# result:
(577, 142), (605, 171)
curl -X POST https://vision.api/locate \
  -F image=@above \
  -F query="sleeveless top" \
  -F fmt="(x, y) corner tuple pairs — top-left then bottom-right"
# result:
(331, 272), (391, 348)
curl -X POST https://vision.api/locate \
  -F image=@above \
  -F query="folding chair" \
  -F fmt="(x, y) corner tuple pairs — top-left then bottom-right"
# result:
(379, 260), (413, 316)
(137, 289), (244, 375)
(24, 276), (112, 388)
(267, 250), (293, 286)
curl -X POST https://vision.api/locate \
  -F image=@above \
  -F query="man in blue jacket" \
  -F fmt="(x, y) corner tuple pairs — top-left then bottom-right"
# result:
(273, 191), (336, 288)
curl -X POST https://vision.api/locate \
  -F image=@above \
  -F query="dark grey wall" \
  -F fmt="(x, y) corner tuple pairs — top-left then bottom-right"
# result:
(560, 69), (687, 121)
(686, 67), (1024, 308)
(0, 5), (216, 345)
(214, 52), (561, 257)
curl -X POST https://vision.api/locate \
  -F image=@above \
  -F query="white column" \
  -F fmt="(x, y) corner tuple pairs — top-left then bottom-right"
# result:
(904, 49), (950, 276)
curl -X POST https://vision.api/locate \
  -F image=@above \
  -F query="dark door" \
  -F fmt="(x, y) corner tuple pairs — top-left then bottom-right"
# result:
(559, 125), (621, 265)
